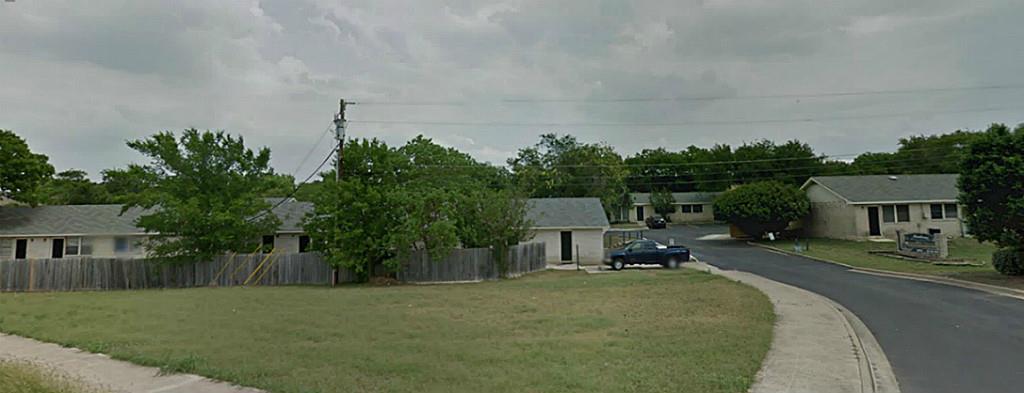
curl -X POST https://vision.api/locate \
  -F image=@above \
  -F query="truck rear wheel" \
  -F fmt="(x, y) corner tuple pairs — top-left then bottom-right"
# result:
(665, 257), (681, 269)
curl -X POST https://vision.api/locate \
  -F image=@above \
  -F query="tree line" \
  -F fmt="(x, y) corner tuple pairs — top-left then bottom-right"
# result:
(2, 125), (1019, 278)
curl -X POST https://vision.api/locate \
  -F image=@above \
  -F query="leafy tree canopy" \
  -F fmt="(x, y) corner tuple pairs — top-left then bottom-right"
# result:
(305, 136), (532, 281)
(509, 133), (628, 218)
(958, 123), (1024, 249)
(713, 181), (810, 237)
(649, 188), (676, 219)
(0, 130), (54, 205)
(117, 129), (281, 263)
(37, 169), (112, 205)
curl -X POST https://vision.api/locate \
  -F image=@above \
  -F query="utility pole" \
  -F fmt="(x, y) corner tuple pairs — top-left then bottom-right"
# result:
(333, 99), (347, 181)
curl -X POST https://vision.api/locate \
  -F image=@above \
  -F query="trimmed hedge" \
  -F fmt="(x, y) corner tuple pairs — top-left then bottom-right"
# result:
(992, 248), (1024, 276)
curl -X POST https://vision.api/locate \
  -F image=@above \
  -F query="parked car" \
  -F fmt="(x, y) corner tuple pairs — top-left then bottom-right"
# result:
(644, 215), (667, 229)
(606, 239), (690, 270)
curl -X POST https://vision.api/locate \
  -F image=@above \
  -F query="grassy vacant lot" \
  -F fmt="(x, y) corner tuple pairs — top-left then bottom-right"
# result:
(0, 362), (97, 393)
(766, 238), (1024, 290)
(0, 270), (773, 393)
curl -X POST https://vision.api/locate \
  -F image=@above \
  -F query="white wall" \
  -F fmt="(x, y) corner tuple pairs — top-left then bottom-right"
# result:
(274, 234), (302, 253)
(0, 235), (148, 260)
(531, 228), (606, 264)
(629, 203), (714, 223)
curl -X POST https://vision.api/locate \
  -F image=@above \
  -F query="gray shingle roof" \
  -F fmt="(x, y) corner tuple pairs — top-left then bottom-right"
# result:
(526, 198), (609, 229)
(0, 199), (314, 236)
(631, 192), (721, 205)
(0, 205), (149, 236)
(805, 174), (959, 204)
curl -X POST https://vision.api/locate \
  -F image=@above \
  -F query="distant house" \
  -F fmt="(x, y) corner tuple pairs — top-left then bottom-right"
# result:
(0, 198), (313, 260)
(526, 198), (609, 264)
(626, 192), (721, 223)
(801, 174), (966, 240)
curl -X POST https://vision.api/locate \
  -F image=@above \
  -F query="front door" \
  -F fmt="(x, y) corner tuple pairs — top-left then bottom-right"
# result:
(15, 239), (27, 259)
(868, 207), (881, 236)
(635, 206), (645, 222)
(51, 238), (65, 259)
(560, 231), (573, 262)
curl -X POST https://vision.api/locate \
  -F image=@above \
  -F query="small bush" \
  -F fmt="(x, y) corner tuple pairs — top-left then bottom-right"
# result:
(992, 248), (1024, 276)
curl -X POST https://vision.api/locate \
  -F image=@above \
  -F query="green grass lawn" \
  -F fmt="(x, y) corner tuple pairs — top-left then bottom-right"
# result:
(0, 362), (98, 393)
(762, 238), (1024, 290)
(0, 270), (773, 393)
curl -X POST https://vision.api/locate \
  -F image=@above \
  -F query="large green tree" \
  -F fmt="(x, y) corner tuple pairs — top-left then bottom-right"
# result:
(118, 129), (281, 263)
(305, 136), (532, 281)
(958, 123), (1024, 250)
(38, 169), (112, 205)
(509, 134), (628, 218)
(0, 130), (54, 204)
(713, 181), (810, 238)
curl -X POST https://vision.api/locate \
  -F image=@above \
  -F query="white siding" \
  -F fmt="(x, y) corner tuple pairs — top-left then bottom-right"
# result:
(531, 228), (606, 264)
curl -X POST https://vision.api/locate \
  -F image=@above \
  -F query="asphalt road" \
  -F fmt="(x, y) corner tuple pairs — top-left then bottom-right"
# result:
(642, 224), (1024, 393)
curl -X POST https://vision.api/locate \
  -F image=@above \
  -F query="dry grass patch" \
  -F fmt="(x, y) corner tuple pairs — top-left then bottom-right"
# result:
(0, 361), (101, 393)
(0, 270), (773, 393)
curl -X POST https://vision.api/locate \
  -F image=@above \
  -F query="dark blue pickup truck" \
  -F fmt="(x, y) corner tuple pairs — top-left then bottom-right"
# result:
(606, 239), (690, 271)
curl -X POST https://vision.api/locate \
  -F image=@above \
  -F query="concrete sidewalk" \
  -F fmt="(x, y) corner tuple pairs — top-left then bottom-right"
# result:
(0, 334), (263, 393)
(685, 261), (901, 393)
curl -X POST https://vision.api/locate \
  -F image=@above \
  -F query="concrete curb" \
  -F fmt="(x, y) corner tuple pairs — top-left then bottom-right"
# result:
(686, 256), (900, 393)
(0, 334), (264, 393)
(748, 242), (1024, 301)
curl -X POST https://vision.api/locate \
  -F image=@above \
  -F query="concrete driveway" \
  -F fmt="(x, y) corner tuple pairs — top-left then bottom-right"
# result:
(645, 224), (1024, 393)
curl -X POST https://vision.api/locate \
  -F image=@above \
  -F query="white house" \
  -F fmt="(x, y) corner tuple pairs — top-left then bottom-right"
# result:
(801, 174), (966, 240)
(0, 198), (312, 260)
(626, 192), (721, 223)
(526, 198), (609, 264)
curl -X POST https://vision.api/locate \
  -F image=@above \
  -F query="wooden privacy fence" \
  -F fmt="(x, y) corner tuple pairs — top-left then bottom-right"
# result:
(0, 252), (332, 292)
(0, 243), (546, 292)
(397, 242), (547, 283)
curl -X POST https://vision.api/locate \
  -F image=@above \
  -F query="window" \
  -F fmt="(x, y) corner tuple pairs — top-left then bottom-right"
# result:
(693, 204), (704, 213)
(881, 205), (910, 223)
(896, 205), (910, 222)
(882, 205), (895, 223)
(262, 235), (275, 253)
(299, 235), (311, 253)
(680, 204), (692, 213)
(114, 237), (132, 253)
(64, 237), (81, 256)
(944, 204), (958, 219)
(931, 204), (944, 219)
(80, 238), (93, 256)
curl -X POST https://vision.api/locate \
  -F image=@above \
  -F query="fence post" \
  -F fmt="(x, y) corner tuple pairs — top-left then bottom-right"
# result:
(575, 244), (580, 271)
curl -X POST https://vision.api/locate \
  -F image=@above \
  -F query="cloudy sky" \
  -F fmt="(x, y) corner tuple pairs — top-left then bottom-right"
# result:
(3, 0), (1023, 179)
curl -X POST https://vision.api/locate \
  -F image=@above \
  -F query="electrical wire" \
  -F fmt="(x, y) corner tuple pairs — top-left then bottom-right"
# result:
(351, 84), (1024, 106)
(347, 105), (1023, 128)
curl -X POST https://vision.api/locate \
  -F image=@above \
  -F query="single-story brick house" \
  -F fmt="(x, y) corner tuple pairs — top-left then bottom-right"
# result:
(801, 174), (966, 240)
(626, 192), (721, 223)
(526, 198), (609, 264)
(0, 198), (312, 260)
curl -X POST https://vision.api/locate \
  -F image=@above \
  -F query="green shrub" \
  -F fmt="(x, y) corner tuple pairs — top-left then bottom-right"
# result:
(713, 181), (810, 238)
(992, 248), (1024, 276)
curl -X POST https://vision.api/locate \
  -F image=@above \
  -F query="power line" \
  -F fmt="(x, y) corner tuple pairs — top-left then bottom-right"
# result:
(348, 105), (1023, 128)
(248, 148), (335, 223)
(289, 124), (334, 178)
(351, 84), (1024, 106)
(402, 145), (963, 169)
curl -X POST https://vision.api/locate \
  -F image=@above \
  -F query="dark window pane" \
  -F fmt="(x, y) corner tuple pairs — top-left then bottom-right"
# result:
(262, 235), (275, 253)
(299, 236), (311, 253)
(930, 204), (944, 219)
(681, 205), (692, 213)
(896, 205), (910, 222)
(882, 205), (895, 223)
(945, 204), (958, 218)
(693, 204), (704, 213)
